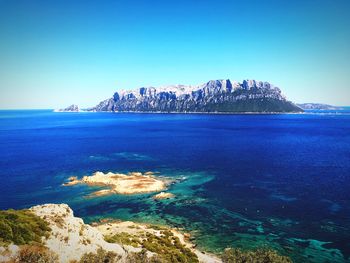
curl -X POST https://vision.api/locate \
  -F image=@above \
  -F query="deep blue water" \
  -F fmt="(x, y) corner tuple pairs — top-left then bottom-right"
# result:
(1, 110), (350, 262)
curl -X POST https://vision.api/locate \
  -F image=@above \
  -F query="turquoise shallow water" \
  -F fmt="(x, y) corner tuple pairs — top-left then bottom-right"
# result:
(1, 110), (350, 262)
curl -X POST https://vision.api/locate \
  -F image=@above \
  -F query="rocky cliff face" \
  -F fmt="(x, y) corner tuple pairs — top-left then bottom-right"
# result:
(90, 79), (302, 113)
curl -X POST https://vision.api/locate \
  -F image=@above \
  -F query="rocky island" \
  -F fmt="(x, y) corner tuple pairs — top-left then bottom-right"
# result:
(58, 79), (303, 113)
(63, 171), (170, 197)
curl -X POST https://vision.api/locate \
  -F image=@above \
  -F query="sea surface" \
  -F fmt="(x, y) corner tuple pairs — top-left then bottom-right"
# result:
(1, 110), (350, 262)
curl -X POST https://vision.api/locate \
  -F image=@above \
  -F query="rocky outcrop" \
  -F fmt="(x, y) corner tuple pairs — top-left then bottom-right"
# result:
(90, 79), (303, 113)
(153, 192), (175, 200)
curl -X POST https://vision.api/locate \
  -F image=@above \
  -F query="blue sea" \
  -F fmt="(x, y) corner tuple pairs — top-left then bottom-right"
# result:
(1, 110), (350, 262)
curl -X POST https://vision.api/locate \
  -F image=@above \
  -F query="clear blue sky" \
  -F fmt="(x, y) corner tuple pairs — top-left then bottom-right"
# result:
(0, 0), (349, 109)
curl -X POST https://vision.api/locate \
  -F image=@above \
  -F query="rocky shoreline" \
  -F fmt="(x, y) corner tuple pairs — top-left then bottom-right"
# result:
(0, 203), (220, 263)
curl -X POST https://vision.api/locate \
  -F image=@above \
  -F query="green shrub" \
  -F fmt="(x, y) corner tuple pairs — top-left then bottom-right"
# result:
(105, 232), (140, 247)
(149, 225), (166, 231)
(79, 248), (121, 263)
(14, 245), (58, 263)
(0, 209), (51, 246)
(221, 248), (292, 263)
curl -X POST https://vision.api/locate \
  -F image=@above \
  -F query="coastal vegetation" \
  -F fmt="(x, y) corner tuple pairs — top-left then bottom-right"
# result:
(125, 249), (163, 262)
(78, 248), (165, 263)
(78, 248), (121, 263)
(104, 232), (140, 247)
(105, 230), (199, 262)
(0, 209), (50, 246)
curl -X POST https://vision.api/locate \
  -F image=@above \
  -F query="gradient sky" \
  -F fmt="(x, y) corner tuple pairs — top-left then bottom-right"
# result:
(0, 0), (349, 109)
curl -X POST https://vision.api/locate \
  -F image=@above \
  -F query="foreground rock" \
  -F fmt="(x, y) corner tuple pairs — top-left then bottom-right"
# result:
(0, 204), (221, 263)
(63, 171), (169, 196)
(89, 79), (302, 113)
(30, 204), (126, 262)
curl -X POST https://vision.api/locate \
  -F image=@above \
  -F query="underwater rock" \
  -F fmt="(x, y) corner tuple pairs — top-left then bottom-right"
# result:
(153, 192), (175, 200)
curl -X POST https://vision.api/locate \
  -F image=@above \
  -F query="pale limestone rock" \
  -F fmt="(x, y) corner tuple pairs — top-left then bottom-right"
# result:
(30, 204), (126, 263)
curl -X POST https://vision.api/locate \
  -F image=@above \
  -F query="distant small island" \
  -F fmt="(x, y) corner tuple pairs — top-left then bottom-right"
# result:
(55, 104), (80, 112)
(57, 79), (303, 113)
(296, 103), (343, 110)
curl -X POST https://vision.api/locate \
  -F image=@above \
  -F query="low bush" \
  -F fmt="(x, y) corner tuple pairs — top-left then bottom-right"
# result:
(125, 249), (165, 263)
(79, 248), (121, 263)
(221, 248), (292, 263)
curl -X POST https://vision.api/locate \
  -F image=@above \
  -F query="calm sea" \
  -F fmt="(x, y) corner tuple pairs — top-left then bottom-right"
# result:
(1, 110), (350, 262)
